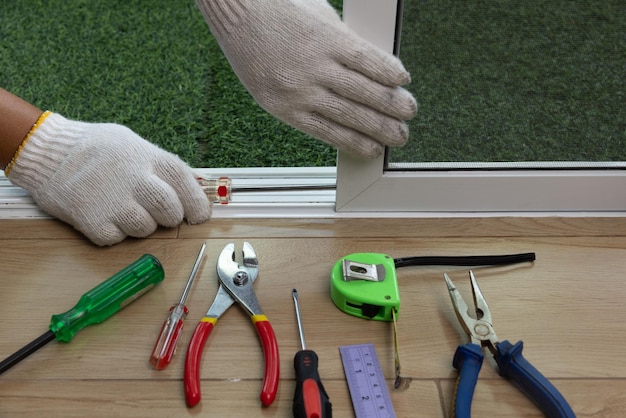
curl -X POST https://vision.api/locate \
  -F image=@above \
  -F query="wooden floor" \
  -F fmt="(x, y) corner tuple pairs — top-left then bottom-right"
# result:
(1, 217), (626, 417)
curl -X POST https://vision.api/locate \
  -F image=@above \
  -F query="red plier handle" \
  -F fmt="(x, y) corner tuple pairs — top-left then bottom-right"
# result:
(252, 314), (280, 406)
(184, 318), (215, 407)
(184, 314), (280, 408)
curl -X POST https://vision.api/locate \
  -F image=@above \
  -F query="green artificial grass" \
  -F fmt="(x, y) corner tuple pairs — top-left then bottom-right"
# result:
(396, 0), (626, 163)
(1, 0), (623, 167)
(0, 0), (336, 168)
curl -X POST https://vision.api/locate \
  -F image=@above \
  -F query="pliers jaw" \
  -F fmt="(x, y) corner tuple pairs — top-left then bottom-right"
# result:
(217, 242), (262, 316)
(444, 271), (499, 354)
(217, 242), (259, 282)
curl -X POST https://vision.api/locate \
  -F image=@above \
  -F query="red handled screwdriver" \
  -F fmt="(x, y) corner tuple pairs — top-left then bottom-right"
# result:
(150, 242), (206, 369)
(196, 175), (335, 205)
(292, 289), (332, 418)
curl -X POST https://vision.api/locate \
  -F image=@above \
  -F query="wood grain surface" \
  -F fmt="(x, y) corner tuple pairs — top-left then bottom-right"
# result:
(1, 218), (625, 417)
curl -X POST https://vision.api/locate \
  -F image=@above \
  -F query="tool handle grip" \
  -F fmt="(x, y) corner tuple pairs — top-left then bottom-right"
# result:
(252, 315), (280, 406)
(196, 176), (231, 204)
(495, 340), (575, 418)
(293, 350), (332, 418)
(50, 254), (164, 342)
(149, 304), (188, 370)
(451, 343), (484, 418)
(184, 319), (216, 407)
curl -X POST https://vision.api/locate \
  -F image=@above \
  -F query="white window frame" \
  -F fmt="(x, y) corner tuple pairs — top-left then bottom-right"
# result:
(2, 0), (626, 219)
(336, 0), (626, 214)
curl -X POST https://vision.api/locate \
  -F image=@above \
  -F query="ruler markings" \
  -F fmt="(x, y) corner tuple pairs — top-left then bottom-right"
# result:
(339, 343), (396, 418)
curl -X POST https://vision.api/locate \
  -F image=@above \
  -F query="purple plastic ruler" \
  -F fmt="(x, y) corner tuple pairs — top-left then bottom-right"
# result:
(339, 343), (396, 418)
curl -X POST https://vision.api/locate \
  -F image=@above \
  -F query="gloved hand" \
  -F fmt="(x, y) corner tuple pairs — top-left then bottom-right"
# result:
(196, 0), (417, 159)
(6, 112), (211, 246)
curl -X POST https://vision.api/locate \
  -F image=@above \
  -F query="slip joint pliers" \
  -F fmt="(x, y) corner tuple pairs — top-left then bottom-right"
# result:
(184, 242), (280, 408)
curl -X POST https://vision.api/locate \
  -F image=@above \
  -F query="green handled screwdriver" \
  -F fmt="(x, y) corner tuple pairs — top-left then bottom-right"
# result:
(0, 254), (165, 375)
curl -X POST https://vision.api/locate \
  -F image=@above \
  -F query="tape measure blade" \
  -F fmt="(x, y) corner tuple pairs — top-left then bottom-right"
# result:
(339, 344), (396, 418)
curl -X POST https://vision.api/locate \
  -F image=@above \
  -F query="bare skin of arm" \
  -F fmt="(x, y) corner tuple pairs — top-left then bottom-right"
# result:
(0, 88), (43, 169)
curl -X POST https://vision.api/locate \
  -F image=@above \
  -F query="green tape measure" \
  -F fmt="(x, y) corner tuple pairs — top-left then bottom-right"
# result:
(330, 251), (536, 321)
(330, 253), (399, 321)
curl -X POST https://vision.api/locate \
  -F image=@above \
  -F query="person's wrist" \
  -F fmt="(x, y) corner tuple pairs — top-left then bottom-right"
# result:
(4, 110), (53, 176)
(6, 113), (79, 191)
(0, 88), (45, 169)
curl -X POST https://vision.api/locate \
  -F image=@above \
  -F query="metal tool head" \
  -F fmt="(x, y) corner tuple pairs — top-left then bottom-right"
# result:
(216, 242), (263, 316)
(204, 243), (259, 319)
(444, 271), (498, 352)
(217, 242), (259, 281)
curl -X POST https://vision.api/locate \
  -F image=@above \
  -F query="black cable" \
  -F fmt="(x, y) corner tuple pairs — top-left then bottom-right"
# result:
(393, 253), (536, 269)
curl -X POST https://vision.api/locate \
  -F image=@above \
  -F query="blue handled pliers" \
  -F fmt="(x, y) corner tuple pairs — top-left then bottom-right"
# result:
(443, 271), (575, 418)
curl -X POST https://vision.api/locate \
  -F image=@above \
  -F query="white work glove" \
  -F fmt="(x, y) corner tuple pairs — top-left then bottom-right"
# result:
(6, 112), (211, 246)
(196, 0), (417, 159)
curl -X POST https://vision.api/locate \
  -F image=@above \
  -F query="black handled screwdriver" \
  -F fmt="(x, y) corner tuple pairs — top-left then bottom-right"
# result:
(291, 289), (332, 418)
